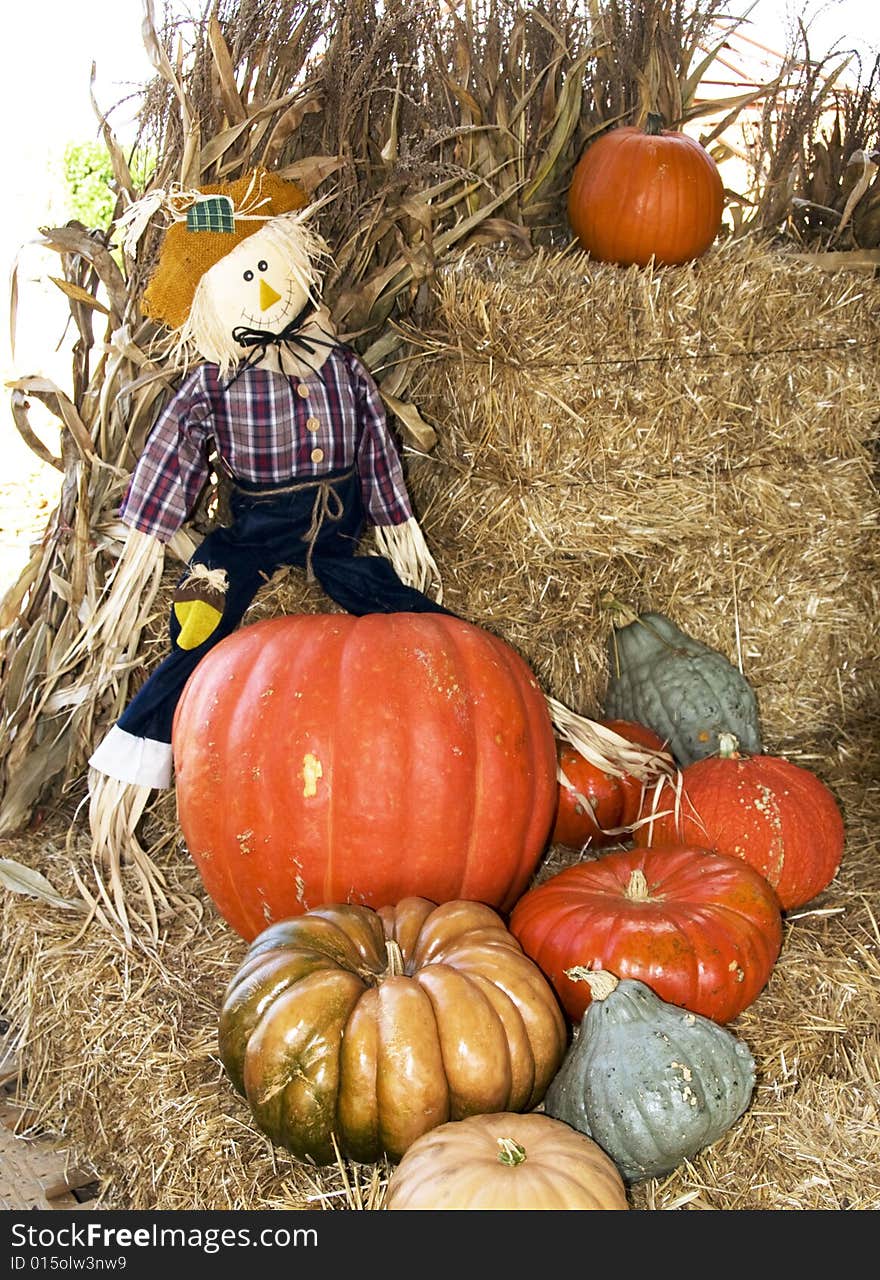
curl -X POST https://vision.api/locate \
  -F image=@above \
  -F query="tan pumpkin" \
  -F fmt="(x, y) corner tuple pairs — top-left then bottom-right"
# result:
(219, 897), (568, 1165)
(384, 1111), (629, 1210)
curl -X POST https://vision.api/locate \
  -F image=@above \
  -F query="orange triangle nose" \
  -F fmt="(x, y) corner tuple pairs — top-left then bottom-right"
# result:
(259, 278), (282, 310)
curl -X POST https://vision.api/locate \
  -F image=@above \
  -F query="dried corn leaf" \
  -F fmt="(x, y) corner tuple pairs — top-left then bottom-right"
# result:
(682, 2), (758, 103)
(37, 226), (128, 320)
(0, 732), (70, 835)
(791, 248), (880, 269)
(277, 154), (343, 195)
(9, 391), (64, 471)
(522, 53), (591, 205)
(379, 391), (437, 452)
(0, 552), (42, 633)
(834, 150), (879, 240)
(89, 62), (137, 201)
(207, 13), (247, 125)
(200, 87), (311, 171)
(8, 377), (95, 461)
(1, 620), (50, 721)
(263, 98), (322, 169)
(48, 276), (111, 316)
(0, 859), (84, 912)
(7, 249), (20, 362)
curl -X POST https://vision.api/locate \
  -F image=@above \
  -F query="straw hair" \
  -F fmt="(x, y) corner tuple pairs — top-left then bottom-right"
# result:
(141, 169), (308, 331)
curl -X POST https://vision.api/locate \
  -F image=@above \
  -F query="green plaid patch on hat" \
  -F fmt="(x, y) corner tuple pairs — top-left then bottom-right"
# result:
(186, 196), (235, 234)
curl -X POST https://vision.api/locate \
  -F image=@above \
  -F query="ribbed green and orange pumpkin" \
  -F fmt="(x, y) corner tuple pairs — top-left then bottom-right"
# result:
(218, 897), (568, 1165)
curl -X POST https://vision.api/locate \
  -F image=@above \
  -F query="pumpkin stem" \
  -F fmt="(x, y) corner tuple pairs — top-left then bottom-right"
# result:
(565, 967), (619, 1001)
(384, 939), (405, 977)
(496, 1137), (527, 1166)
(718, 733), (741, 758)
(645, 112), (665, 135)
(625, 869), (650, 901)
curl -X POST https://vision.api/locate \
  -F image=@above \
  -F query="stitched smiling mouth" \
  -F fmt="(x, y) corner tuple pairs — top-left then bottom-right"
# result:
(241, 277), (299, 329)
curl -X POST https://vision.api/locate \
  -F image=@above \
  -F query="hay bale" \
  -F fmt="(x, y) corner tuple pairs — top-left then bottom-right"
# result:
(0, 824), (390, 1211)
(403, 238), (880, 753)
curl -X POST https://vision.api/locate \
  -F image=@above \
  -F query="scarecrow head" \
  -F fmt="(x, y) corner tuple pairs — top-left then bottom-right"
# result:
(125, 169), (333, 375)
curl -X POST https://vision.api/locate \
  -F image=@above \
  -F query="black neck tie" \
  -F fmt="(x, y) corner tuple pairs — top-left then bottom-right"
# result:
(228, 304), (337, 386)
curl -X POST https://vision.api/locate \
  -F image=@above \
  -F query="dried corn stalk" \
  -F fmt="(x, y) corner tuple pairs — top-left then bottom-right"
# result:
(732, 24), (880, 244)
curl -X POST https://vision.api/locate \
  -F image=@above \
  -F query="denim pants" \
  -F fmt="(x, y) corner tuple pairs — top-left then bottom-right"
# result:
(116, 467), (451, 746)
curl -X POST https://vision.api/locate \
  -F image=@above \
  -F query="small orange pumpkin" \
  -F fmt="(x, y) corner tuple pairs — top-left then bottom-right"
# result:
(568, 113), (724, 267)
(552, 720), (668, 850)
(552, 738), (622, 849)
(634, 733), (845, 910)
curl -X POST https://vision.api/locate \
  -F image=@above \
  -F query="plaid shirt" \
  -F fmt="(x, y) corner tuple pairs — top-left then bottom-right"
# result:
(120, 346), (414, 542)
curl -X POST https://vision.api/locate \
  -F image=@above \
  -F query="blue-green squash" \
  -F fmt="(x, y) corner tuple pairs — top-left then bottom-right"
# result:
(604, 610), (762, 766)
(542, 969), (756, 1183)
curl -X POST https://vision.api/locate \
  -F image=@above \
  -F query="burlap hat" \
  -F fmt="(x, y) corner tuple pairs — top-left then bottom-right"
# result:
(142, 168), (307, 330)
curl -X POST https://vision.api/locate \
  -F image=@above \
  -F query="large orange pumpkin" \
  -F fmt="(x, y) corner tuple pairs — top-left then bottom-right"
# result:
(172, 612), (558, 939)
(634, 733), (845, 910)
(567, 113), (724, 267)
(509, 844), (783, 1024)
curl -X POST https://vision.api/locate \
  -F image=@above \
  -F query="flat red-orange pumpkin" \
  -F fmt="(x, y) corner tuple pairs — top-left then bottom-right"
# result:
(567, 113), (724, 267)
(634, 738), (845, 910)
(172, 613), (558, 939)
(508, 844), (783, 1024)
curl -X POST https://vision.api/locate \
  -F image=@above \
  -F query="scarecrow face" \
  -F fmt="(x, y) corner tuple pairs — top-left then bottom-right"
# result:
(203, 225), (312, 334)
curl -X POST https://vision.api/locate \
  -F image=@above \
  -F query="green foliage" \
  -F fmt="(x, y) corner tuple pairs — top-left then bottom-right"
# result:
(60, 141), (155, 231)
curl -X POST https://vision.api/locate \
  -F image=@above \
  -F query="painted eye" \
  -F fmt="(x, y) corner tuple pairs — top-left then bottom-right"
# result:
(243, 269), (254, 281)
(257, 260), (268, 272)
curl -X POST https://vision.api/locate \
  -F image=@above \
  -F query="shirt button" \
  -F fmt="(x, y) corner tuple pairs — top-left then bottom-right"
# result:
(297, 384), (310, 398)
(306, 416), (320, 432)
(310, 447), (324, 463)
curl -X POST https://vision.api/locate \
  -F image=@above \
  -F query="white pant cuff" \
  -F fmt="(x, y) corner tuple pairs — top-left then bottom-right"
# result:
(88, 725), (173, 789)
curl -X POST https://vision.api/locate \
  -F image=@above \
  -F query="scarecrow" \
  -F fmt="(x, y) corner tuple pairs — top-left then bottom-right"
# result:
(89, 169), (449, 798)
(86, 167), (669, 880)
